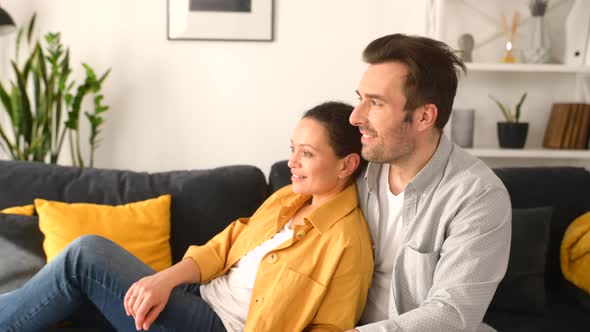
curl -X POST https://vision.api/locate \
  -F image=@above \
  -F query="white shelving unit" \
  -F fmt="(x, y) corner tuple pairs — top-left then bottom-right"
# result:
(429, 0), (590, 167)
(467, 63), (590, 74)
(467, 148), (590, 159)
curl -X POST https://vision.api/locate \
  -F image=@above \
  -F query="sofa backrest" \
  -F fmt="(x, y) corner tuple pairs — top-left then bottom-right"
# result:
(494, 167), (590, 290)
(0, 160), (268, 263)
(268, 160), (590, 292)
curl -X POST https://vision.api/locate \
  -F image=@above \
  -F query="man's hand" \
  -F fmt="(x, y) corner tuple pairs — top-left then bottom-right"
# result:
(125, 272), (174, 331)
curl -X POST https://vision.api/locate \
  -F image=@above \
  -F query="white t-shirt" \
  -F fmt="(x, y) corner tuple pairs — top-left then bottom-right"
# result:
(361, 164), (405, 323)
(200, 221), (294, 332)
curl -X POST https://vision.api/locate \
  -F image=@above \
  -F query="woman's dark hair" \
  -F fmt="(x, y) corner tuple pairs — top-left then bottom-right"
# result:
(363, 33), (466, 129)
(303, 101), (367, 179)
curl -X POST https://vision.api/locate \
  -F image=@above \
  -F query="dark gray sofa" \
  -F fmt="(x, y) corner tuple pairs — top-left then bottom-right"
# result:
(0, 160), (268, 330)
(1, 159), (590, 331)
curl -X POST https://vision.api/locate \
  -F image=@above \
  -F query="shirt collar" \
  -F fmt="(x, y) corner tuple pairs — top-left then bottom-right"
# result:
(407, 134), (452, 194)
(280, 183), (359, 234)
(362, 134), (453, 194)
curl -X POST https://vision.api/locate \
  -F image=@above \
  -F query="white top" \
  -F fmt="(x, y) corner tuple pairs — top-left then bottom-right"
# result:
(200, 221), (294, 332)
(361, 164), (404, 323)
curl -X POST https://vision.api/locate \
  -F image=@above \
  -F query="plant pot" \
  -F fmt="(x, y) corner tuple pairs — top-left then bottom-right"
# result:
(497, 122), (529, 148)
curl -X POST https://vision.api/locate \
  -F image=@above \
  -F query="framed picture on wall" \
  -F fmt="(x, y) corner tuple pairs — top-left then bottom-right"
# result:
(167, 0), (274, 41)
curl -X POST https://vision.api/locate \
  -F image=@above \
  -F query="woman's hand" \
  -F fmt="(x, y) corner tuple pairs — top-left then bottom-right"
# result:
(124, 272), (174, 331)
(124, 258), (202, 330)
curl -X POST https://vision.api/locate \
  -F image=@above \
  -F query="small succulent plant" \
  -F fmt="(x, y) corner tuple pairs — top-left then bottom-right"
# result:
(489, 92), (528, 123)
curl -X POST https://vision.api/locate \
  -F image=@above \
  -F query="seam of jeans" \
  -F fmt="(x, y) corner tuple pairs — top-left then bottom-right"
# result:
(8, 281), (72, 332)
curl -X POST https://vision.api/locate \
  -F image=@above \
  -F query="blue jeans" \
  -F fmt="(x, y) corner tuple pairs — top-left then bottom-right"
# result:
(0, 235), (226, 332)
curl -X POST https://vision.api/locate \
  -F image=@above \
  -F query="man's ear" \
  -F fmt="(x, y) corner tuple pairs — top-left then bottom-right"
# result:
(415, 104), (438, 131)
(339, 153), (361, 179)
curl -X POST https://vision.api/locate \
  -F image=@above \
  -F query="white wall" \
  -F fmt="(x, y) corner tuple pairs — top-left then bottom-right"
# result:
(0, 1), (32, 153)
(0, 0), (31, 72)
(0, 0), (426, 175)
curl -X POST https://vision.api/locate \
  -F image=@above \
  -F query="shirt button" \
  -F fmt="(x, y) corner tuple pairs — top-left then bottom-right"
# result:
(296, 231), (305, 239)
(255, 296), (264, 304)
(268, 253), (278, 263)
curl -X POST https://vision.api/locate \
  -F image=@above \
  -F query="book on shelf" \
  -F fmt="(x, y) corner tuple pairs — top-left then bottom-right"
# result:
(576, 105), (590, 149)
(543, 103), (571, 149)
(543, 103), (590, 150)
(569, 104), (584, 148)
(571, 104), (590, 149)
(561, 104), (577, 148)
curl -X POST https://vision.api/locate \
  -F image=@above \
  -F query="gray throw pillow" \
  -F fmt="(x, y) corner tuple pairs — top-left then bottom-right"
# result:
(488, 206), (553, 314)
(0, 213), (45, 294)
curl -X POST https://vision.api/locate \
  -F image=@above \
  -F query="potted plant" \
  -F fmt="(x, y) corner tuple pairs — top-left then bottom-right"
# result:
(0, 14), (110, 167)
(490, 92), (529, 148)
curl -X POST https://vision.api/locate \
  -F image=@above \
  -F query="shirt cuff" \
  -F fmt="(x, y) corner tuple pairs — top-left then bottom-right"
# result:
(183, 245), (224, 282)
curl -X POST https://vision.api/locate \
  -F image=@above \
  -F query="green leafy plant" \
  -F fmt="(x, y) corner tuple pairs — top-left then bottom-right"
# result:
(0, 13), (110, 167)
(489, 92), (528, 123)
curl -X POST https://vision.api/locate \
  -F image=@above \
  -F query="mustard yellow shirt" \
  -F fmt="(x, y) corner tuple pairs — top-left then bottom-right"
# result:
(184, 183), (374, 331)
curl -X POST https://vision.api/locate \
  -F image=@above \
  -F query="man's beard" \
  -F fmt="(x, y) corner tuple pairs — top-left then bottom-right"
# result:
(362, 123), (414, 164)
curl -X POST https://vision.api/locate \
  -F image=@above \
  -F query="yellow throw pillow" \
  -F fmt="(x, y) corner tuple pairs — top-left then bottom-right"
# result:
(561, 211), (590, 294)
(35, 195), (172, 271)
(1, 204), (35, 216)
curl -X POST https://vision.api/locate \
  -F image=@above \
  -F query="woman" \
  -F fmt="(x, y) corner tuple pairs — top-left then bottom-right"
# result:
(0, 101), (373, 332)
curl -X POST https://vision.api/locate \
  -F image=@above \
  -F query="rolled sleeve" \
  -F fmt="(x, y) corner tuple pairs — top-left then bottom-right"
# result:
(183, 245), (225, 282)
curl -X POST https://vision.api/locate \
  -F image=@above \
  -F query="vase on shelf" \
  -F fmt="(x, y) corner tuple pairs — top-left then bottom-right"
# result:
(523, 0), (551, 64)
(451, 108), (475, 148)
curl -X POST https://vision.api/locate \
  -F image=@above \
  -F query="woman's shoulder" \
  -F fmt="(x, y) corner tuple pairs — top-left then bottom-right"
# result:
(257, 185), (294, 209)
(327, 207), (372, 245)
(325, 207), (374, 272)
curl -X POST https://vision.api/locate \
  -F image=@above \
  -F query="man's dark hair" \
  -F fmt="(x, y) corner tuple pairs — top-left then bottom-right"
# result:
(303, 102), (367, 179)
(363, 33), (466, 129)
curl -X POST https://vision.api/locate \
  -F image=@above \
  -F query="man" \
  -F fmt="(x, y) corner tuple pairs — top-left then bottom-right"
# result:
(348, 34), (511, 332)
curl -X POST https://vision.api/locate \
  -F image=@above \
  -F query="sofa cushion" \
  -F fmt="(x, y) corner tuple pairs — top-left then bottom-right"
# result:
(269, 160), (291, 193)
(575, 285), (590, 313)
(0, 213), (45, 293)
(485, 287), (590, 332)
(0, 161), (268, 263)
(561, 211), (590, 297)
(493, 167), (590, 291)
(169, 166), (269, 261)
(36, 195), (172, 271)
(489, 206), (553, 314)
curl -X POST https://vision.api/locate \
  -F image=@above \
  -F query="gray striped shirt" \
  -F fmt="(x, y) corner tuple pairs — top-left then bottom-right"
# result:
(356, 135), (511, 332)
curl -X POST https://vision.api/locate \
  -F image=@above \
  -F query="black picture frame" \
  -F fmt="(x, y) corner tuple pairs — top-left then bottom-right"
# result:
(167, 0), (274, 42)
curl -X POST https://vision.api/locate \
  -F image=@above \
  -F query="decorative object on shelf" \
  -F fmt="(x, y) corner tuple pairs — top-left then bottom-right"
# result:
(501, 11), (520, 63)
(0, 6), (15, 35)
(523, 0), (552, 64)
(167, 0), (274, 41)
(451, 108), (475, 148)
(490, 92), (529, 148)
(458, 33), (474, 62)
(563, 0), (590, 65)
(543, 103), (590, 149)
(0, 14), (111, 167)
